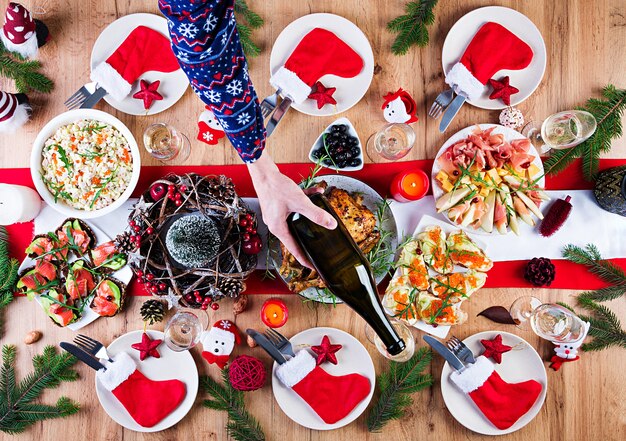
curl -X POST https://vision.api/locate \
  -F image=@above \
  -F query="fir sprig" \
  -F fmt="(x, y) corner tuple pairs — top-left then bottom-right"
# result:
(234, 0), (264, 58)
(201, 369), (265, 441)
(0, 41), (53, 93)
(544, 85), (626, 180)
(561, 243), (626, 352)
(367, 347), (433, 432)
(0, 228), (18, 338)
(0, 345), (80, 434)
(387, 0), (438, 55)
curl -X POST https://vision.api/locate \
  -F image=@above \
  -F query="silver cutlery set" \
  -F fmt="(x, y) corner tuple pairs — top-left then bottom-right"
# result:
(423, 334), (477, 372)
(60, 333), (114, 371)
(246, 327), (295, 364)
(429, 88), (467, 132)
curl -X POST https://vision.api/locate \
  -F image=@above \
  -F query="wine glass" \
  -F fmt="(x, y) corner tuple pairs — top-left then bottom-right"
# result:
(521, 110), (597, 154)
(509, 296), (587, 343)
(365, 319), (415, 362)
(143, 122), (191, 162)
(365, 123), (416, 162)
(164, 310), (207, 351)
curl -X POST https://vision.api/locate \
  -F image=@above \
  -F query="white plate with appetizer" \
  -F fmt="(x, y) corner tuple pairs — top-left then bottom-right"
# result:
(270, 174), (398, 303)
(432, 124), (548, 236)
(442, 6), (546, 109)
(17, 218), (131, 330)
(31, 109), (141, 219)
(271, 327), (375, 430)
(96, 330), (199, 432)
(90, 13), (188, 116)
(383, 215), (492, 338)
(270, 13), (374, 116)
(440, 331), (547, 435)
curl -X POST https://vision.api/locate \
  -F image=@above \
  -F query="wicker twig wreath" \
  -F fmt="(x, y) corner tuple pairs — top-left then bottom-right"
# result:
(126, 174), (258, 309)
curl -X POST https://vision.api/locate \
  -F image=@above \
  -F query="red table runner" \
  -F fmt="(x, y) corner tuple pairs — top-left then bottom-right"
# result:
(4, 157), (626, 294)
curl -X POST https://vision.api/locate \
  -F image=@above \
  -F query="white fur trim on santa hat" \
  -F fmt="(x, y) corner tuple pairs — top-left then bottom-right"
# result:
(269, 66), (311, 104)
(0, 28), (38, 58)
(275, 350), (316, 388)
(449, 356), (495, 394)
(96, 352), (137, 391)
(90, 61), (132, 101)
(0, 101), (30, 133)
(445, 62), (484, 101)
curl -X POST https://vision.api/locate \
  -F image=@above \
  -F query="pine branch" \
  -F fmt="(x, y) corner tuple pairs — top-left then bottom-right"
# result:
(0, 41), (54, 93)
(387, 0), (438, 55)
(562, 244), (626, 286)
(544, 84), (626, 180)
(0, 229), (18, 339)
(0, 345), (79, 434)
(367, 347), (433, 432)
(201, 369), (265, 441)
(234, 0), (264, 58)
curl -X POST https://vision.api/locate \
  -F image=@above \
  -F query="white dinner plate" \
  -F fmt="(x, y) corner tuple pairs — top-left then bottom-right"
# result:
(271, 327), (375, 430)
(90, 13), (188, 115)
(18, 220), (133, 331)
(440, 331), (547, 435)
(270, 13), (374, 116)
(431, 124), (545, 235)
(95, 330), (199, 432)
(442, 6), (546, 109)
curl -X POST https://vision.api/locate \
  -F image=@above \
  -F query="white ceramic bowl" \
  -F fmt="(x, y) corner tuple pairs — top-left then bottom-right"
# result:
(30, 109), (141, 219)
(308, 117), (364, 171)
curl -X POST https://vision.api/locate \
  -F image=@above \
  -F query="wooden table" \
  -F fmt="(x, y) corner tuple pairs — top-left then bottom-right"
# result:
(1, 1), (625, 440)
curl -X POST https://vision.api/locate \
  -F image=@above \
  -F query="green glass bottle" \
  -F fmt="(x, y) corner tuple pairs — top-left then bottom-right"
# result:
(287, 193), (405, 355)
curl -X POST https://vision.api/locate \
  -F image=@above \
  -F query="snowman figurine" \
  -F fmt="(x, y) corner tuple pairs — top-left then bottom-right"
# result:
(381, 88), (418, 124)
(200, 319), (241, 369)
(197, 106), (226, 145)
(549, 321), (590, 371)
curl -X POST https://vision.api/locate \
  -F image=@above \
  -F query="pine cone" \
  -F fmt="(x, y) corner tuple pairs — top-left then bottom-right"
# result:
(114, 231), (137, 253)
(524, 257), (556, 286)
(206, 176), (235, 202)
(218, 278), (244, 298)
(140, 299), (166, 325)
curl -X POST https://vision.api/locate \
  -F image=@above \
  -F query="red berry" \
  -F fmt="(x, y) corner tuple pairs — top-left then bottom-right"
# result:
(249, 229), (257, 235)
(168, 185), (176, 192)
(145, 282), (153, 290)
(129, 220), (136, 227)
(242, 235), (263, 255)
(193, 290), (200, 296)
(246, 226), (254, 233)
(201, 304), (208, 310)
(245, 213), (253, 221)
(150, 285), (159, 293)
(136, 270), (144, 278)
(175, 192), (182, 200)
(133, 225), (141, 233)
(211, 303), (220, 310)
(133, 234), (142, 242)
(146, 273), (154, 281)
(242, 233), (251, 241)
(205, 296), (213, 303)
(146, 227), (155, 235)
(184, 294), (193, 302)
(175, 200), (182, 207)
(180, 185), (187, 192)
(239, 219), (248, 227)
(202, 298), (211, 305)
(158, 283), (167, 291)
(195, 294), (203, 302)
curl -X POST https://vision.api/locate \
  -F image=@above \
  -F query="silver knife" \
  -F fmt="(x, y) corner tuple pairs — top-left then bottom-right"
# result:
(60, 342), (106, 371)
(265, 95), (293, 137)
(439, 94), (466, 133)
(246, 329), (286, 364)
(423, 335), (465, 372)
(79, 86), (108, 109)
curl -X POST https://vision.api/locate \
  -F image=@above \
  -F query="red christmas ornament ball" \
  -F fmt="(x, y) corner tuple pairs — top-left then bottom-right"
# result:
(228, 355), (267, 391)
(242, 235), (263, 254)
(150, 183), (167, 201)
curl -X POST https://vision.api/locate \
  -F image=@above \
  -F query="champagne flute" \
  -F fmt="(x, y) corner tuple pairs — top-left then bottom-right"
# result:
(509, 296), (587, 343)
(365, 123), (416, 162)
(164, 310), (207, 351)
(365, 319), (415, 362)
(522, 110), (597, 154)
(143, 122), (191, 162)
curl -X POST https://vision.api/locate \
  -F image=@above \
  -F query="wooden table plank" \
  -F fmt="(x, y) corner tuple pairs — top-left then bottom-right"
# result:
(1, 1), (625, 440)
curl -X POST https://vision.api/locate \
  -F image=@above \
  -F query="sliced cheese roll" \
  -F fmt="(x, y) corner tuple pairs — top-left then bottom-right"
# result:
(446, 230), (493, 272)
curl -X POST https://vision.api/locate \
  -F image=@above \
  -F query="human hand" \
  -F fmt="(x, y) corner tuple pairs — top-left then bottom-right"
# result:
(247, 154), (337, 267)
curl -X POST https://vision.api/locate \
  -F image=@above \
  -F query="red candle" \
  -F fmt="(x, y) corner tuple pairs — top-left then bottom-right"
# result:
(260, 299), (288, 328)
(390, 169), (430, 202)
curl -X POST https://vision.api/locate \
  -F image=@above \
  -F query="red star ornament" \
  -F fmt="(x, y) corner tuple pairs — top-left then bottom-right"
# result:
(480, 334), (512, 364)
(310, 335), (342, 365)
(308, 81), (337, 109)
(133, 80), (163, 110)
(131, 332), (163, 361)
(488, 76), (519, 106)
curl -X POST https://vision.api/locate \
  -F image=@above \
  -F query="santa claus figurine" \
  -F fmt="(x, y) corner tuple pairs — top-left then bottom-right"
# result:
(0, 2), (50, 59)
(0, 90), (30, 133)
(381, 88), (418, 124)
(549, 321), (590, 371)
(197, 106), (226, 145)
(200, 319), (241, 369)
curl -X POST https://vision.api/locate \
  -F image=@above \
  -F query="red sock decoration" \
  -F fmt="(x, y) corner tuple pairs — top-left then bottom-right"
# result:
(275, 350), (370, 424)
(96, 352), (186, 427)
(450, 356), (542, 430)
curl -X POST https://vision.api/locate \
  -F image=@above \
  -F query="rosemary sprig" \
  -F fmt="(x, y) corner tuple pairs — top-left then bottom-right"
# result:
(55, 145), (73, 177)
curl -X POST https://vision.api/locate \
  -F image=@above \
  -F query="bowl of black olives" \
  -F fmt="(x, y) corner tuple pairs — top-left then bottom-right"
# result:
(309, 117), (364, 171)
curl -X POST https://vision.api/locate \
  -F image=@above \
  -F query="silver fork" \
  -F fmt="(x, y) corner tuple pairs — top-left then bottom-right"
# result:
(263, 328), (295, 357)
(428, 88), (455, 119)
(74, 334), (113, 362)
(64, 82), (97, 110)
(260, 90), (279, 119)
(446, 335), (475, 364)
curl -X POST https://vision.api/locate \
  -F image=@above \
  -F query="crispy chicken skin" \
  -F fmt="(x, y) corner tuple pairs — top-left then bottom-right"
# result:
(279, 184), (381, 292)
